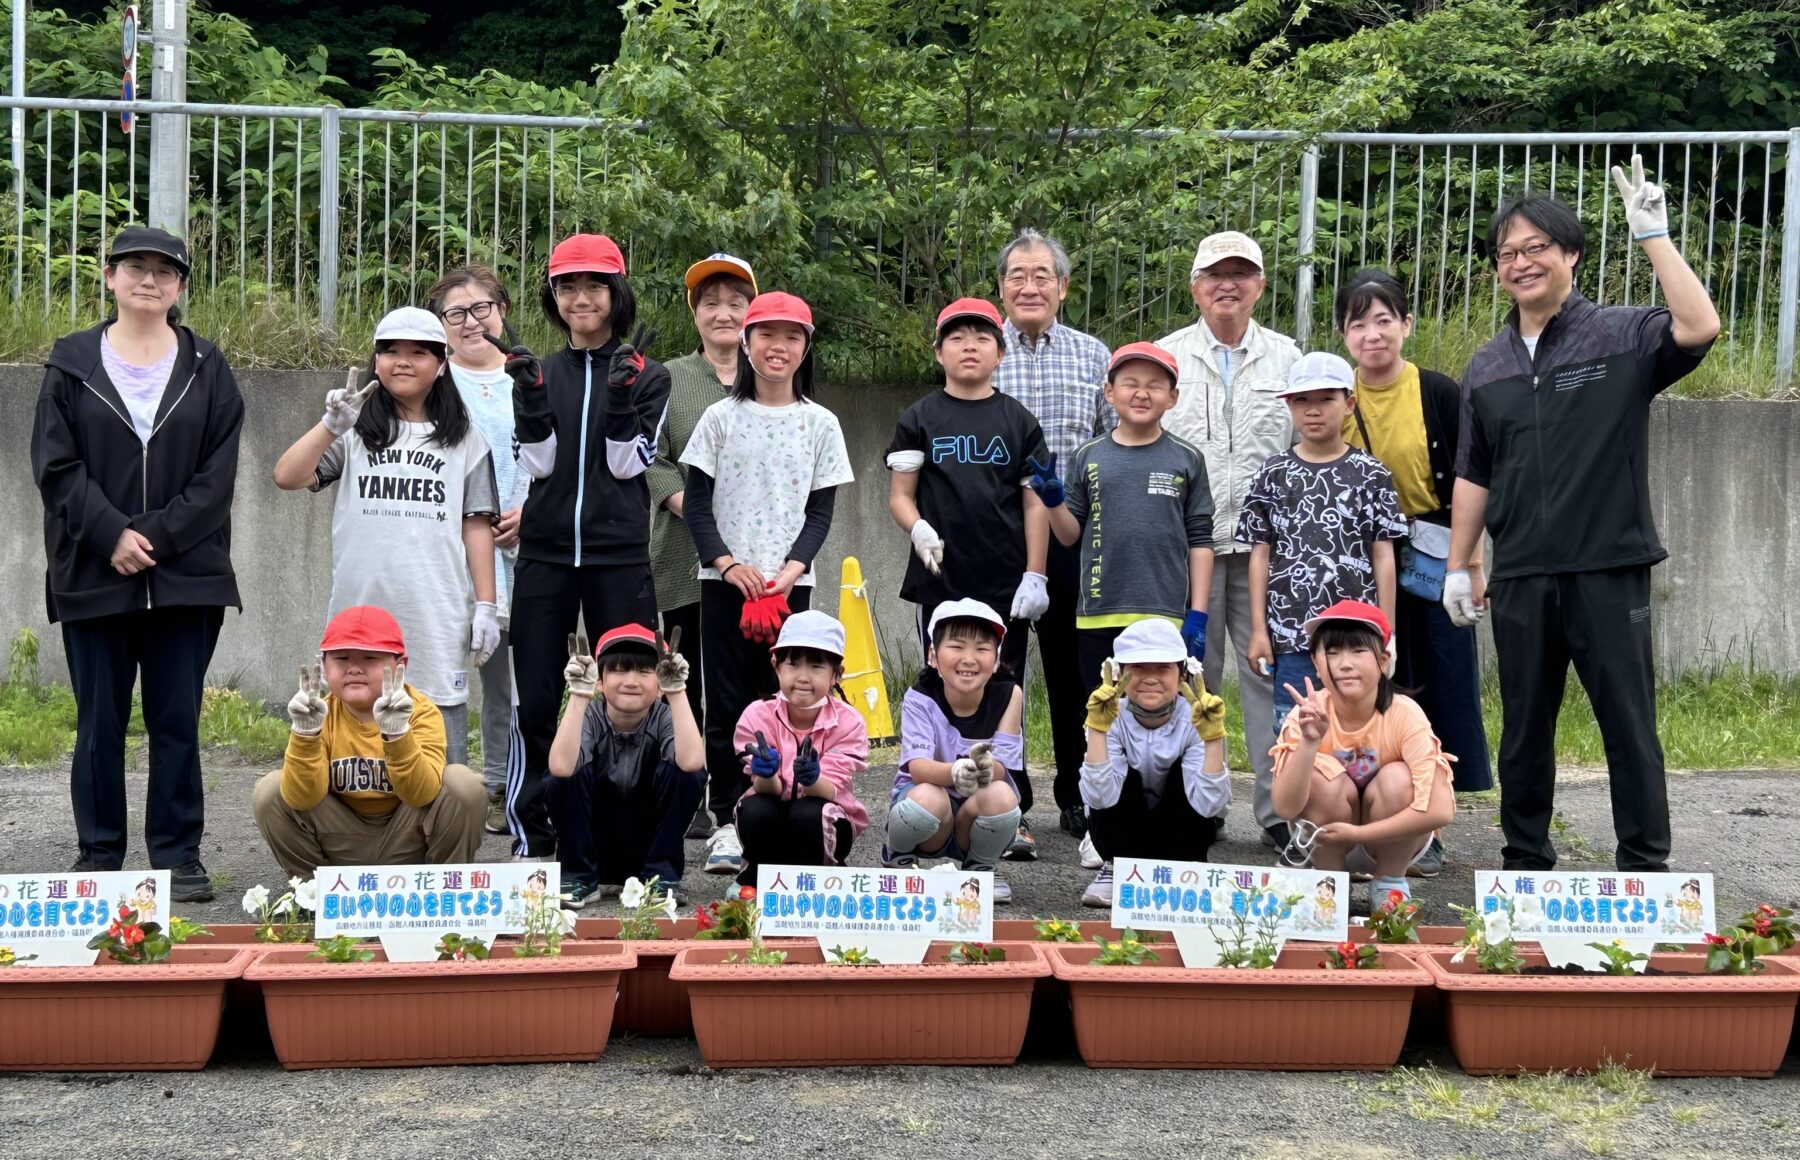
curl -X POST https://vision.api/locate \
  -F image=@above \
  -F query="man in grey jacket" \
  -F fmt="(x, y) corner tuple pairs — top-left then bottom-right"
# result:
(1157, 231), (1299, 849)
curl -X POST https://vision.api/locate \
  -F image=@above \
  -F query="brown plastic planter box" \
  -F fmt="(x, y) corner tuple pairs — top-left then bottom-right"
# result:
(244, 940), (636, 1069)
(573, 916), (704, 1037)
(670, 941), (1049, 1067)
(1048, 943), (1428, 1070)
(1421, 950), (1800, 1077)
(0, 945), (254, 1071)
(988, 920), (1125, 1055)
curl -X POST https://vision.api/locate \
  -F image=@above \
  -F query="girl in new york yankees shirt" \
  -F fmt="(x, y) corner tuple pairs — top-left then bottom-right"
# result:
(274, 307), (500, 769)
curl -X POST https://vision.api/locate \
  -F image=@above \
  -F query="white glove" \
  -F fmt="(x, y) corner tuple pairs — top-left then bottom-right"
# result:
(470, 602), (501, 667)
(1611, 154), (1669, 240)
(1442, 569), (1483, 628)
(968, 740), (996, 788)
(1010, 571), (1050, 622)
(563, 633), (598, 698)
(373, 663), (414, 739)
(322, 368), (379, 437)
(951, 756), (982, 797)
(909, 519), (944, 576)
(287, 661), (328, 737)
(655, 627), (689, 695)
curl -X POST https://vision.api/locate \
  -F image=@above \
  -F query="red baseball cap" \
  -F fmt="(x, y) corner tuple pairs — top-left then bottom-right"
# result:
(741, 291), (814, 337)
(594, 623), (658, 659)
(319, 606), (406, 655)
(935, 297), (1003, 336)
(548, 234), (626, 279)
(1108, 341), (1180, 381)
(1303, 600), (1392, 646)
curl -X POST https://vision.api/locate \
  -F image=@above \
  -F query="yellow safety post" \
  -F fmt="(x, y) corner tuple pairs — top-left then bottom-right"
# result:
(838, 556), (895, 742)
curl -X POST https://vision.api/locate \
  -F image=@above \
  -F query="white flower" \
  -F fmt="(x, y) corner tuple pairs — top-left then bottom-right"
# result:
(1451, 945), (1471, 964)
(288, 876), (306, 892)
(661, 892), (679, 921)
(293, 879), (319, 913)
(241, 885), (270, 916)
(1483, 910), (1513, 945)
(620, 877), (646, 909)
(557, 908), (578, 935)
(272, 892), (297, 917)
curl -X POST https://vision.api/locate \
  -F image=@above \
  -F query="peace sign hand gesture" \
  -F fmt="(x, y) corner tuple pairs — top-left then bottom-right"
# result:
(1084, 658), (1132, 734)
(322, 367), (379, 437)
(482, 318), (543, 390)
(1611, 153), (1669, 241)
(653, 626), (688, 695)
(373, 663), (413, 738)
(1283, 677), (1331, 744)
(608, 324), (658, 391)
(287, 661), (328, 737)
(563, 633), (598, 698)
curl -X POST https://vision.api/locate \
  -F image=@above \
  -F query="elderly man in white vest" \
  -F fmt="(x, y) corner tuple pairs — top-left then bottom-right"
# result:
(1156, 230), (1300, 851)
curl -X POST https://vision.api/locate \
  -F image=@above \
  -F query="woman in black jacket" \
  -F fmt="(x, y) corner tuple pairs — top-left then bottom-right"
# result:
(30, 226), (244, 901)
(1337, 268), (1495, 876)
(506, 232), (672, 860)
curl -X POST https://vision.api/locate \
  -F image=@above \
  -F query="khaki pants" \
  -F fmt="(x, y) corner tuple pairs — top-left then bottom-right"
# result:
(252, 765), (488, 878)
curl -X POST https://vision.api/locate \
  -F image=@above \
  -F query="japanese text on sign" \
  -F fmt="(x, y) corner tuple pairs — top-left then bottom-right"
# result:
(313, 863), (557, 939)
(1111, 858), (1350, 941)
(755, 865), (992, 942)
(1475, 871), (1713, 940)
(0, 870), (170, 944)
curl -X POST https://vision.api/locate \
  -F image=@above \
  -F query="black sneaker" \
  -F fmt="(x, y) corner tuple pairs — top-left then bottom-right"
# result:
(1261, 822), (1291, 850)
(684, 805), (716, 841)
(171, 862), (214, 903)
(1408, 834), (1445, 878)
(1058, 805), (1088, 839)
(69, 854), (121, 873)
(561, 879), (599, 910)
(1001, 819), (1038, 862)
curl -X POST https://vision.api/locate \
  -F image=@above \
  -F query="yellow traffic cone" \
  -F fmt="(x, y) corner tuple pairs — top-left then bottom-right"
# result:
(838, 556), (895, 742)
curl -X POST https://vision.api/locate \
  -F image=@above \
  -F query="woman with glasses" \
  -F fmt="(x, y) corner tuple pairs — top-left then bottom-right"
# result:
(426, 265), (531, 838)
(31, 226), (245, 902)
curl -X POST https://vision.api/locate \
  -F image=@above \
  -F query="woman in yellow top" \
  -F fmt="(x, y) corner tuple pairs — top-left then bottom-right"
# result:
(1335, 269), (1493, 880)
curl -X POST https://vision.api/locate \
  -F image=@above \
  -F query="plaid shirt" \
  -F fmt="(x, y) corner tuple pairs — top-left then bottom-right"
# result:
(992, 319), (1116, 464)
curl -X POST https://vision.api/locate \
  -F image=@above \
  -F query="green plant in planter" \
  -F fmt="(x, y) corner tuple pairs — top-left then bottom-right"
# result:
(1365, 889), (1424, 944)
(694, 895), (758, 940)
(309, 935), (376, 963)
(514, 891), (577, 958)
(826, 944), (881, 966)
(241, 877), (319, 943)
(1092, 929), (1159, 966)
(1449, 902), (1524, 974)
(436, 933), (492, 961)
(1213, 882), (1306, 969)
(615, 875), (679, 941)
(1585, 940), (1652, 975)
(1703, 904), (1797, 974)
(946, 941), (1006, 964)
(1034, 917), (1084, 943)
(1322, 940), (1381, 969)
(86, 904), (206, 964)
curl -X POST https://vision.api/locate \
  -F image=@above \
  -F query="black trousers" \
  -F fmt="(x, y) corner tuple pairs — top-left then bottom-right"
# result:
(914, 600), (1035, 813)
(734, 793), (853, 886)
(701, 579), (812, 827)
(1035, 538), (1090, 812)
(63, 606), (224, 868)
(546, 757), (704, 886)
(1394, 587), (1493, 791)
(1489, 565), (1669, 871)
(1086, 765), (1220, 863)
(659, 601), (705, 742)
(508, 558), (658, 857)
(1075, 625), (1128, 699)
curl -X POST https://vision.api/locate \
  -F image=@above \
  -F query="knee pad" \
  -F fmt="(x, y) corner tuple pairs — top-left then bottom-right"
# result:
(965, 806), (1022, 866)
(886, 797), (943, 854)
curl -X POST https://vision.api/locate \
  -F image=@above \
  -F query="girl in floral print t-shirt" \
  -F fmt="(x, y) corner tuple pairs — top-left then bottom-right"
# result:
(680, 292), (854, 874)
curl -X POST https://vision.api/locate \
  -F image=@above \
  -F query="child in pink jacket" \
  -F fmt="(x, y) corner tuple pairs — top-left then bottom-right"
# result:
(732, 610), (870, 892)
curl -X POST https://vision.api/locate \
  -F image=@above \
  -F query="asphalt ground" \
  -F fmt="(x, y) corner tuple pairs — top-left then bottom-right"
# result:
(2, 750), (1797, 1159)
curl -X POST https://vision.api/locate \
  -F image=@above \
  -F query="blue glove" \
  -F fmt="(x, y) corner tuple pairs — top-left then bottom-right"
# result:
(792, 737), (821, 788)
(741, 730), (780, 779)
(1182, 609), (1209, 662)
(1024, 454), (1064, 509)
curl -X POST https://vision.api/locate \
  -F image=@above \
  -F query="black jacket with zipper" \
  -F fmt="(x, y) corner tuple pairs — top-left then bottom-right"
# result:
(1455, 291), (1709, 581)
(31, 322), (244, 623)
(513, 338), (672, 568)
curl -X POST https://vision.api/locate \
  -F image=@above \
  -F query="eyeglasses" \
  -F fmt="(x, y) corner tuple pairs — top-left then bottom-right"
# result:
(553, 278), (608, 299)
(1002, 272), (1058, 290)
(440, 300), (500, 326)
(1495, 240), (1555, 265)
(117, 259), (182, 284)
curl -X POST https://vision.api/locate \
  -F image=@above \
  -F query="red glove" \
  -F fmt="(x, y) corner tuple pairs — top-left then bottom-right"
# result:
(739, 598), (766, 642)
(738, 592), (793, 644)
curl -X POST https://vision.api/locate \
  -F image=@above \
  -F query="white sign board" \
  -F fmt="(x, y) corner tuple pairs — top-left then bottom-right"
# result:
(1112, 858), (1349, 968)
(1475, 870), (1714, 971)
(0, 870), (171, 966)
(756, 863), (992, 964)
(315, 862), (557, 962)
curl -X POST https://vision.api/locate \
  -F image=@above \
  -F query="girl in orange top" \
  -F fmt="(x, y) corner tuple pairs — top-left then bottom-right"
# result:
(1270, 600), (1455, 902)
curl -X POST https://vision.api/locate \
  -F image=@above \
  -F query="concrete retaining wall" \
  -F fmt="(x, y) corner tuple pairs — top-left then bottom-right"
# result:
(4, 363), (1794, 701)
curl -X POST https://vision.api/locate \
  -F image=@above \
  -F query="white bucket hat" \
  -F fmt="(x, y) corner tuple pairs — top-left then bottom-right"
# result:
(374, 306), (449, 347)
(1111, 618), (1188, 665)
(773, 609), (845, 658)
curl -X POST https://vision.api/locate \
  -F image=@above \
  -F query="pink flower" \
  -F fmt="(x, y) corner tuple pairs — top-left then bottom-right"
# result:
(1703, 932), (1730, 947)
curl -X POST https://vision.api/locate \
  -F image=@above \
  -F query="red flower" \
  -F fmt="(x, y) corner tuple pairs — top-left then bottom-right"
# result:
(1385, 889), (1407, 909)
(124, 925), (145, 946)
(693, 905), (716, 932)
(1318, 959), (1330, 968)
(117, 903), (132, 921)
(1758, 904), (1778, 917)
(1337, 940), (1358, 958)
(1755, 918), (1772, 936)
(1703, 932), (1731, 946)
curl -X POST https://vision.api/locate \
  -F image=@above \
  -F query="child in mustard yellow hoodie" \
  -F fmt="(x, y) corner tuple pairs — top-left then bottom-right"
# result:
(251, 605), (487, 877)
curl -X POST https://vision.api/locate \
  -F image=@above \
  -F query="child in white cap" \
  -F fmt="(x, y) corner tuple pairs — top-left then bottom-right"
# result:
(730, 610), (870, 895)
(1077, 618), (1230, 907)
(882, 599), (1025, 903)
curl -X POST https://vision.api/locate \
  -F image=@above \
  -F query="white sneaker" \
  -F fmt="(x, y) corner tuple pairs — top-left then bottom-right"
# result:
(704, 824), (744, 875)
(1082, 863), (1114, 909)
(964, 861), (1012, 905)
(1078, 832), (1102, 870)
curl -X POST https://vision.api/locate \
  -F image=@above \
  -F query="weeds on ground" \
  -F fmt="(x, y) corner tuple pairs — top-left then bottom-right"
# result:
(1357, 1061), (1656, 1151)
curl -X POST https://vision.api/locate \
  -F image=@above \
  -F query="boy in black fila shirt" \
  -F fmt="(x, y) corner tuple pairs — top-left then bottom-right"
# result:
(886, 298), (1052, 855)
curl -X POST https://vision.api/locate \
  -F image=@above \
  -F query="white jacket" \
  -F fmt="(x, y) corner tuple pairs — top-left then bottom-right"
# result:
(1156, 318), (1300, 554)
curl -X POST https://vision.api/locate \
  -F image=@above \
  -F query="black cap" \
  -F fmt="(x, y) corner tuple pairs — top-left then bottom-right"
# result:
(107, 226), (190, 279)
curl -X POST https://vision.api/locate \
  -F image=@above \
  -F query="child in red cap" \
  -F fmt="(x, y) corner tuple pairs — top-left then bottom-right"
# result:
(1269, 600), (1456, 904)
(545, 624), (704, 909)
(251, 606), (487, 877)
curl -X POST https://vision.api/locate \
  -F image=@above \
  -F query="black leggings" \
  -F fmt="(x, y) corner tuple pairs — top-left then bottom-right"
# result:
(1087, 766), (1221, 864)
(701, 579), (812, 826)
(734, 793), (852, 886)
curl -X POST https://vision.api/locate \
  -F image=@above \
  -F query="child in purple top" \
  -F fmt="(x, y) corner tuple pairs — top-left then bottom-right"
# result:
(883, 599), (1025, 904)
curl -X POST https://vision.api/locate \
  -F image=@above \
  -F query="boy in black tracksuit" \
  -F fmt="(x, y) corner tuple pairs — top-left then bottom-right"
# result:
(508, 234), (673, 858)
(31, 269), (244, 894)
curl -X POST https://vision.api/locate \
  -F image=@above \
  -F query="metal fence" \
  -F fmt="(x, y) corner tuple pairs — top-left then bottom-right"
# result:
(3, 95), (1795, 383)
